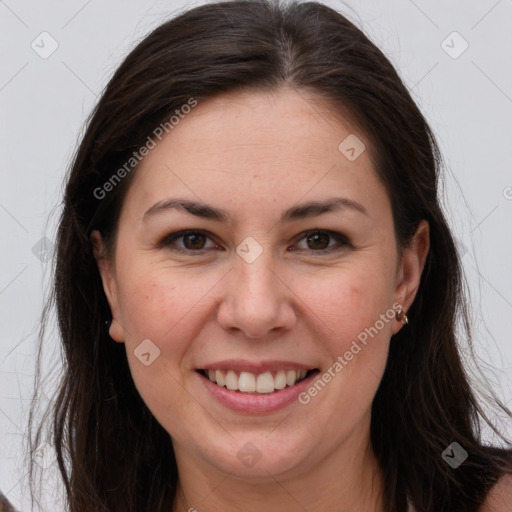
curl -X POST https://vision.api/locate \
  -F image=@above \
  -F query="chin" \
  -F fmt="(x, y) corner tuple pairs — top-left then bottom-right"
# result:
(195, 431), (315, 480)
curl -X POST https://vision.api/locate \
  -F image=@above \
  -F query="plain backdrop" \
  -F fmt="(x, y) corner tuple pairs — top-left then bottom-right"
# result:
(1, 0), (511, 510)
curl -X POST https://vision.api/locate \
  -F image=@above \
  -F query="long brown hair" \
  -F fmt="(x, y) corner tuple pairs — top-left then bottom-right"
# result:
(29, 0), (512, 510)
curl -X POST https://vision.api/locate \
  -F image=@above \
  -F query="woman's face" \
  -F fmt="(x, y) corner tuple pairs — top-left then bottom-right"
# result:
(94, 87), (428, 480)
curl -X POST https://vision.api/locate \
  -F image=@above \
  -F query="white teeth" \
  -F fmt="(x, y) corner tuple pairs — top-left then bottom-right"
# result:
(225, 370), (238, 390)
(215, 369), (225, 387)
(274, 370), (287, 389)
(286, 370), (297, 386)
(204, 368), (310, 394)
(239, 372), (256, 392)
(256, 372), (274, 393)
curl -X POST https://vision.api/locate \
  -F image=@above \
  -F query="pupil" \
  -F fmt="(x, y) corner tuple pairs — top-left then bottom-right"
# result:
(185, 233), (205, 249)
(308, 232), (329, 250)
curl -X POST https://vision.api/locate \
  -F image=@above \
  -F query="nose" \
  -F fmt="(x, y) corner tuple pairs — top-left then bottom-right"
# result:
(216, 248), (297, 339)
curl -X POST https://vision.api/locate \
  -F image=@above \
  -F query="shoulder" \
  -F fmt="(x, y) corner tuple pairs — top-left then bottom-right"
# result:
(0, 490), (19, 511)
(480, 472), (512, 512)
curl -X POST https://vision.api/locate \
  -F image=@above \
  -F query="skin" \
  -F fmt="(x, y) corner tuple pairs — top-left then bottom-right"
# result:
(92, 87), (431, 512)
(482, 474), (512, 512)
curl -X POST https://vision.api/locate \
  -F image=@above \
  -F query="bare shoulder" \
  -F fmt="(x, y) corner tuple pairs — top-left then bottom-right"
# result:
(480, 473), (512, 512)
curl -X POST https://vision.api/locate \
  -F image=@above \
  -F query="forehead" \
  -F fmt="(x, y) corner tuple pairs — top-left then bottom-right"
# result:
(120, 87), (390, 225)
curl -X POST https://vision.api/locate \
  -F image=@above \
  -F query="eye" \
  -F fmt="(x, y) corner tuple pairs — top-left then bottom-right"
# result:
(292, 230), (351, 253)
(157, 230), (220, 253)
(157, 229), (351, 255)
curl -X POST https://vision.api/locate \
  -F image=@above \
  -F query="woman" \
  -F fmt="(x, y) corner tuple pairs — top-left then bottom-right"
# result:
(28, 0), (512, 510)
(0, 493), (16, 512)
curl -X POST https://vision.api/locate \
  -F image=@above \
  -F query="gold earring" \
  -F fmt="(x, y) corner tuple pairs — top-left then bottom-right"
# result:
(396, 309), (409, 325)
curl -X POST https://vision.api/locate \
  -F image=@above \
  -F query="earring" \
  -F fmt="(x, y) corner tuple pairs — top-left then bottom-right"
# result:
(396, 308), (409, 325)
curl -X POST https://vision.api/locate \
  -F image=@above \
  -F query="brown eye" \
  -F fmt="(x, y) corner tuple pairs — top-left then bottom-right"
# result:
(306, 232), (330, 250)
(182, 232), (207, 250)
(293, 230), (351, 253)
(157, 230), (219, 253)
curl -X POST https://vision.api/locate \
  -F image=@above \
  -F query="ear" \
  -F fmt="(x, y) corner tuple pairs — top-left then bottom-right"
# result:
(91, 230), (125, 343)
(391, 220), (430, 334)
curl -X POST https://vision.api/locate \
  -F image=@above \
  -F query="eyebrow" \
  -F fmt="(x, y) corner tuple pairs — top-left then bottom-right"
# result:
(142, 196), (368, 223)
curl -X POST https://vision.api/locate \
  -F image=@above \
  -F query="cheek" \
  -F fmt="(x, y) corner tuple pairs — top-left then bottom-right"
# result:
(303, 261), (395, 398)
(304, 276), (394, 410)
(113, 256), (226, 370)
(113, 263), (207, 429)
(117, 271), (178, 338)
(112, 256), (186, 356)
(306, 263), (395, 341)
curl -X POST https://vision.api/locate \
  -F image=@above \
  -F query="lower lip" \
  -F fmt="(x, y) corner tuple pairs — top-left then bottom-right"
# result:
(198, 371), (319, 414)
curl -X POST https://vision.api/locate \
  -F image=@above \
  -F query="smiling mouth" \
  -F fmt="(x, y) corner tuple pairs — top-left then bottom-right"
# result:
(198, 368), (319, 394)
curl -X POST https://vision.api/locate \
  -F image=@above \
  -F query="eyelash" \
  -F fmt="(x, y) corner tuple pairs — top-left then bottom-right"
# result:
(157, 229), (352, 255)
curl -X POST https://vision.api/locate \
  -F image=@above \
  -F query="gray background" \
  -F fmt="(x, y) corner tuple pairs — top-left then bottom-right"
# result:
(1, 0), (511, 510)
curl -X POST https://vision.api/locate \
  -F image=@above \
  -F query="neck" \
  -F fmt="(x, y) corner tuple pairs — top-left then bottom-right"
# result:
(171, 417), (385, 512)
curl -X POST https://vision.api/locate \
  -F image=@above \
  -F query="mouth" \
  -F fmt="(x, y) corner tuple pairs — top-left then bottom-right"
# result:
(197, 368), (320, 395)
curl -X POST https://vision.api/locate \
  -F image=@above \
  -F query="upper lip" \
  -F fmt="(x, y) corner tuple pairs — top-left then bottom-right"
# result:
(197, 359), (317, 373)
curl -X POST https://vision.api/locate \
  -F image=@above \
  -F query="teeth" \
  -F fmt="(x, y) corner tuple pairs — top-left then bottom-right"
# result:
(286, 370), (297, 386)
(256, 372), (274, 393)
(204, 368), (310, 394)
(274, 370), (287, 390)
(215, 369), (225, 386)
(225, 370), (238, 391)
(239, 372), (256, 392)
